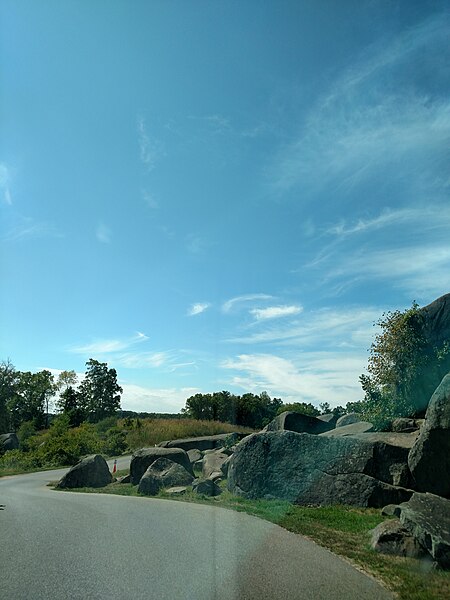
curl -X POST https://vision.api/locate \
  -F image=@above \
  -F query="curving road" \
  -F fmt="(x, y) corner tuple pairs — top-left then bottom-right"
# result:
(0, 458), (392, 599)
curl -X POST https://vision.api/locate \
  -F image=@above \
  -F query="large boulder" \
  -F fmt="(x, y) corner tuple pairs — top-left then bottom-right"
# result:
(202, 451), (229, 479)
(227, 431), (412, 508)
(0, 433), (19, 452)
(265, 411), (334, 435)
(57, 455), (112, 489)
(411, 293), (450, 412)
(336, 413), (362, 428)
(398, 492), (450, 569)
(157, 433), (240, 452)
(138, 457), (194, 495)
(408, 372), (450, 497)
(320, 421), (373, 437)
(130, 447), (193, 484)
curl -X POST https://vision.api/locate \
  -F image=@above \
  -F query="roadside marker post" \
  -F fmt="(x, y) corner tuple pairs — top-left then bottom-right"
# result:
(112, 459), (117, 474)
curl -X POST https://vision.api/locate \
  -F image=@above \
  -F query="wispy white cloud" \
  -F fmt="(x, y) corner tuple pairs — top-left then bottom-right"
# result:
(188, 114), (231, 134)
(70, 332), (149, 355)
(96, 223), (112, 244)
(0, 163), (12, 205)
(222, 352), (366, 408)
(142, 189), (159, 209)
(330, 244), (450, 300)
(271, 13), (450, 198)
(118, 382), (199, 413)
(227, 306), (380, 349)
(327, 206), (450, 237)
(250, 305), (303, 321)
(222, 293), (274, 314)
(188, 303), (211, 316)
(1, 218), (63, 243)
(137, 116), (161, 171)
(185, 234), (211, 255)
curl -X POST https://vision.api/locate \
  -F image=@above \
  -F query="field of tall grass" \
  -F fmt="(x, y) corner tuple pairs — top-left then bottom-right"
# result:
(122, 417), (254, 450)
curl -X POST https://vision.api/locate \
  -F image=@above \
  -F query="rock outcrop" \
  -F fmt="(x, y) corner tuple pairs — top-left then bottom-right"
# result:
(157, 433), (239, 452)
(57, 455), (112, 489)
(335, 413), (361, 428)
(202, 450), (228, 479)
(413, 293), (450, 412)
(138, 457), (194, 496)
(227, 431), (412, 507)
(408, 372), (450, 497)
(130, 447), (193, 485)
(0, 432), (19, 453)
(265, 411), (334, 435)
(370, 519), (425, 558)
(398, 492), (450, 569)
(320, 421), (373, 437)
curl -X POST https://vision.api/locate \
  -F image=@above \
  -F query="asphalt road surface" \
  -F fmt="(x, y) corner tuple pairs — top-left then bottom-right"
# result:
(0, 457), (393, 600)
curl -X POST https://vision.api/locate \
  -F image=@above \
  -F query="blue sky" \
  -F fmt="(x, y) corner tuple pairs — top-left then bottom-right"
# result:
(1, 1), (449, 413)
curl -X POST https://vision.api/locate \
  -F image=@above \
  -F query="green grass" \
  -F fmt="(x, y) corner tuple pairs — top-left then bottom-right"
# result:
(55, 475), (450, 600)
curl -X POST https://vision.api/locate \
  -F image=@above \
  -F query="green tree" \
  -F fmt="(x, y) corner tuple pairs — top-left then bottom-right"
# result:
(8, 370), (56, 430)
(359, 302), (449, 429)
(0, 359), (18, 433)
(78, 359), (122, 423)
(57, 386), (84, 427)
(56, 370), (78, 393)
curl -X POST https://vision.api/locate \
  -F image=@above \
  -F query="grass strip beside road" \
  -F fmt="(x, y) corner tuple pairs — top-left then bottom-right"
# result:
(55, 472), (450, 600)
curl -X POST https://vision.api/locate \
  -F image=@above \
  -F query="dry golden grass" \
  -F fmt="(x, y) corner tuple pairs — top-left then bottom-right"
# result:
(121, 417), (254, 450)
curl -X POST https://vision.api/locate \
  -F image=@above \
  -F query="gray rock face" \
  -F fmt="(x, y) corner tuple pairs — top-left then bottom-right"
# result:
(336, 413), (361, 428)
(227, 431), (412, 508)
(398, 492), (450, 569)
(320, 421), (373, 437)
(414, 293), (450, 412)
(391, 418), (418, 433)
(0, 433), (19, 452)
(138, 457), (194, 495)
(316, 413), (339, 427)
(57, 455), (112, 489)
(187, 448), (203, 464)
(130, 447), (193, 484)
(265, 411), (333, 435)
(202, 451), (228, 479)
(408, 372), (450, 497)
(370, 520), (425, 558)
(157, 433), (239, 452)
(193, 478), (222, 497)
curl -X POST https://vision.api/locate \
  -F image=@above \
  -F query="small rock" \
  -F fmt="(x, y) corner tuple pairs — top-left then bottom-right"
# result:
(370, 519), (426, 558)
(381, 504), (401, 517)
(165, 486), (188, 496)
(193, 479), (222, 497)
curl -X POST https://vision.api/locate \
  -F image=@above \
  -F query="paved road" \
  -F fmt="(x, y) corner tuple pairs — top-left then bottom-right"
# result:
(0, 458), (392, 600)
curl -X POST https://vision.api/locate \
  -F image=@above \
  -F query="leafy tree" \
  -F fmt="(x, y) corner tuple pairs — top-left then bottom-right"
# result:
(78, 359), (122, 423)
(57, 386), (84, 427)
(183, 390), (282, 429)
(8, 370), (56, 430)
(0, 359), (18, 433)
(359, 302), (449, 429)
(56, 370), (78, 393)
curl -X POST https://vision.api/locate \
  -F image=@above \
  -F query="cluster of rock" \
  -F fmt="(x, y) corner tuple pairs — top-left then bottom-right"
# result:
(56, 433), (239, 499)
(226, 371), (450, 569)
